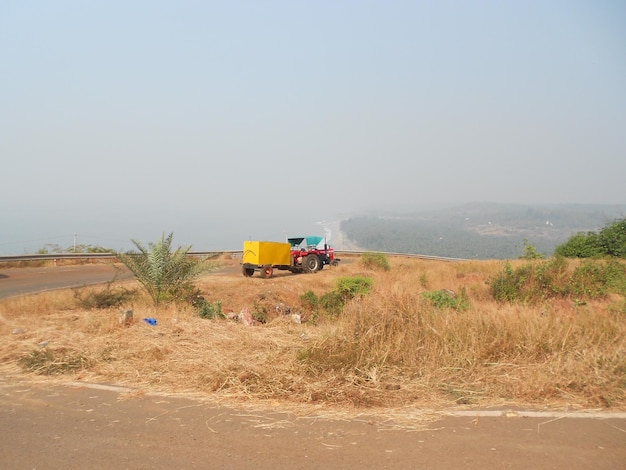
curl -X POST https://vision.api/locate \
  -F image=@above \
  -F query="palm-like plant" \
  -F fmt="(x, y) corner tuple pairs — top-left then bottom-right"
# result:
(116, 233), (206, 305)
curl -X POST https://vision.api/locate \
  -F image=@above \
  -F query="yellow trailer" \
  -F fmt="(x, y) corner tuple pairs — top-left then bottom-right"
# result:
(241, 241), (292, 278)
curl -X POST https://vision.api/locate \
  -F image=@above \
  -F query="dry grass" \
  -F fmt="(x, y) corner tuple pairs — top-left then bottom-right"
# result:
(1, 255), (624, 413)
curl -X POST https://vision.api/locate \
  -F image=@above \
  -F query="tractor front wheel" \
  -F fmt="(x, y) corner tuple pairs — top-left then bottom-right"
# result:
(304, 254), (321, 273)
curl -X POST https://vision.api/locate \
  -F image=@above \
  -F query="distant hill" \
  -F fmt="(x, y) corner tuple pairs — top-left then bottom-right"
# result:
(339, 203), (626, 259)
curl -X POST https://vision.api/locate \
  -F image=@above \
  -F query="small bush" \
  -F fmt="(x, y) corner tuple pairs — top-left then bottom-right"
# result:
(252, 300), (268, 324)
(604, 259), (626, 294)
(573, 259), (626, 297)
(300, 290), (319, 311)
(489, 257), (567, 303)
(569, 261), (611, 298)
(335, 276), (373, 298)
(196, 299), (224, 319)
(490, 258), (626, 303)
(185, 288), (224, 320)
(314, 276), (374, 318)
(534, 256), (570, 296)
(488, 262), (531, 303)
(520, 239), (544, 260)
(423, 288), (470, 310)
(299, 291), (320, 323)
(319, 291), (345, 316)
(489, 258), (569, 303)
(360, 252), (390, 271)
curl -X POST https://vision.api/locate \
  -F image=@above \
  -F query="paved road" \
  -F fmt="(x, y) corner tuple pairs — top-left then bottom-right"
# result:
(0, 377), (624, 470)
(0, 264), (134, 299)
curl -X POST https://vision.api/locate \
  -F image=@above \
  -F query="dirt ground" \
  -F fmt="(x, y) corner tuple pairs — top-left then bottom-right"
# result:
(1, 375), (625, 470)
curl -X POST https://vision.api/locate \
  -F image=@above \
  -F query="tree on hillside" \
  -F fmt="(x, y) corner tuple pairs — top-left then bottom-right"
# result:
(598, 218), (626, 258)
(519, 239), (545, 260)
(555, 218), (626, 258)
(115, 233), (207, 305)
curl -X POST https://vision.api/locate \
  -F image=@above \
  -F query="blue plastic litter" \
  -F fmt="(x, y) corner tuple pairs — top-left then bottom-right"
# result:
(143, 317), (157, 326)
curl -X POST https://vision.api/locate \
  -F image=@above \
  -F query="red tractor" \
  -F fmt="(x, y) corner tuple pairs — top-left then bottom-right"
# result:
(287, 236), (339, 273)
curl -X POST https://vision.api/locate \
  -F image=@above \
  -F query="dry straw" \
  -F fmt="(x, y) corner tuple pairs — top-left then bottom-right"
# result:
(1, 256), (624, 414)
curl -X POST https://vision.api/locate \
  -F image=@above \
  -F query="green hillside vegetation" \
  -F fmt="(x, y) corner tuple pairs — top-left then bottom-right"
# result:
(555, 218), (626, 258)
(341, 203), (626, 259)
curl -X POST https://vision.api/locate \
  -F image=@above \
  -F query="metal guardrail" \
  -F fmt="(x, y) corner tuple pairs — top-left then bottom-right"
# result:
(0, 250), (466, 263)
(0, 253), (117, 262)
(0, 252), (235, 262)
(344, 251), (467, 262)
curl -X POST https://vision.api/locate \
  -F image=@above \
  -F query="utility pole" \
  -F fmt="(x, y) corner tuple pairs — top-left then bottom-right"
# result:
(73, 233), (77, 253)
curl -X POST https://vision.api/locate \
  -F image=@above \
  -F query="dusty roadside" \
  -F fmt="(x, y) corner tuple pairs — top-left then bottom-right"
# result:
(1, 376), (624, 470)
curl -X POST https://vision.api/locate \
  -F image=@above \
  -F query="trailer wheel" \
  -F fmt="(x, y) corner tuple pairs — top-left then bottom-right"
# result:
(260, 265), (274, 279)
(304, 254), (321, 273)
(242, 266), (255, 277)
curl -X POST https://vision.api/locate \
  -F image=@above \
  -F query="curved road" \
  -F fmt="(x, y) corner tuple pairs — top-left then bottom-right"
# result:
(0, 264), (134, 299)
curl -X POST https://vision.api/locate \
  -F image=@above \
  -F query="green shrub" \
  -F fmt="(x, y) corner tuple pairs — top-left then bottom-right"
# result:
(569, 261), (611, 298)
(598, 218), (626, 258)
(534, 256), (570, 296)
(490, 258), (626, 303)
(196, 299), (224, 319)
(300, 291), (320, 323)
(555, 218), (626, 259)
(300, 290), (319, 310)
(360, 252), (390, 271)
(489, 262), (533, 303)
(252, 300), (268, 323)
(570, 259), (626, 298)
(423, 288), (470, 310)
(489, 257), (569, 303)
(316, 276), (374, 317)
(520, 239), (545, 260)
(320, 291), (345, 316)
(335, 276), (373, 298)
(555, 232), (602, 258)
(605, 260), (626, 294)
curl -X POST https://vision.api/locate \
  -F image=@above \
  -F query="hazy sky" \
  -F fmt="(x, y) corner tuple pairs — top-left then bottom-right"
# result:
(1, 1), (625, 253)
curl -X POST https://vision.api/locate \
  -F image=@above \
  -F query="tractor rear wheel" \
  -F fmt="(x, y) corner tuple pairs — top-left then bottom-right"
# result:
(304, 254), (321, 273)
(259, 265), (274, 279)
